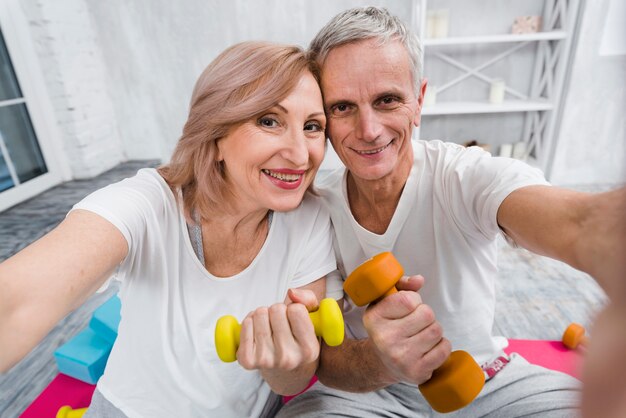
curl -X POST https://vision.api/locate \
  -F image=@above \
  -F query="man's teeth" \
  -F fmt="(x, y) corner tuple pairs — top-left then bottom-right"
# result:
(262, 170), (301, 182)
(358, 143), (391, 155)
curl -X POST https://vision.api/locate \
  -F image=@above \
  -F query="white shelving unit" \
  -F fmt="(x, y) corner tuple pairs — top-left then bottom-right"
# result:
(412, 0), (581, 170)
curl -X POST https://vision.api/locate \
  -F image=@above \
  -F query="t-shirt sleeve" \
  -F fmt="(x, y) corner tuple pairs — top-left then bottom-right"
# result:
(69, 169), (173, 270)
(435, 143), (550, 242)
(289, 195), (337, 289)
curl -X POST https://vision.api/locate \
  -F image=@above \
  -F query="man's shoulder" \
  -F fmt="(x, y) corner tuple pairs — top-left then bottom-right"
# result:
(314, 168), (344, 195)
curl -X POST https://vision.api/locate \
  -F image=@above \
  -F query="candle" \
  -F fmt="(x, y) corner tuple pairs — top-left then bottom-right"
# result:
(489, 79), (505, 104)
(426, 9), (450, 38)
(434, 10), (449, 38)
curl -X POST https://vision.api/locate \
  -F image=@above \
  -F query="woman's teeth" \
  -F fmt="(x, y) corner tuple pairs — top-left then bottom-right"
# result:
(262, 169), (301, 182)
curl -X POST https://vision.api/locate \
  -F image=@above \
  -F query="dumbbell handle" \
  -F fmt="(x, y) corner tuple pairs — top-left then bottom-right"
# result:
(215, 298), (344, 362)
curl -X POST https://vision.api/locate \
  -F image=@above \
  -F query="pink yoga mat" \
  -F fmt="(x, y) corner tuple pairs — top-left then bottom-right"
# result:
(505, 339), (582, 378)
(22, 339), (582, 414)
(20, 373), (95, 418)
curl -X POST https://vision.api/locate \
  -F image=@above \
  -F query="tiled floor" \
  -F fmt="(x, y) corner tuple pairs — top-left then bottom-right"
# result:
(0, 161), (610, 417)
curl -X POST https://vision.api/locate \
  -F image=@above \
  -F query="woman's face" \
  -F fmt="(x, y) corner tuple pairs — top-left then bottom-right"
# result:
(217, 72), (326, 214)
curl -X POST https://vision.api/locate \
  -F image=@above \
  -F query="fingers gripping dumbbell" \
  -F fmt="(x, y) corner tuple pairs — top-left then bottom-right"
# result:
(343, 252), (485, 414)
(562, 322), (588, 350)
(215, 298), (344, 363)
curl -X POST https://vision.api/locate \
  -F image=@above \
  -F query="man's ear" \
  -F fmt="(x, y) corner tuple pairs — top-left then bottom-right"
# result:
(414, 79), (428, 127)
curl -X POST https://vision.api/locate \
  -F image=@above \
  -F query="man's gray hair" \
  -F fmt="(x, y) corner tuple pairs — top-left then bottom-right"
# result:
(309, 6), (422, 93)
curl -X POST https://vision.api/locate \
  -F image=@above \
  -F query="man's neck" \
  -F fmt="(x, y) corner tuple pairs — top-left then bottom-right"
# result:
(346, 160), (412, 235)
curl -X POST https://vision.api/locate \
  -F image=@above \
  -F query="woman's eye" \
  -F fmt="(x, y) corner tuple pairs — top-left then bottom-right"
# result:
(304, 121), (323, 132)
(258, 116), (279, 128)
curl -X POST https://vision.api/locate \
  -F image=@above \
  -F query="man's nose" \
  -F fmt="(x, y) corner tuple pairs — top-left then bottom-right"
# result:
(355, 107), (383, 142)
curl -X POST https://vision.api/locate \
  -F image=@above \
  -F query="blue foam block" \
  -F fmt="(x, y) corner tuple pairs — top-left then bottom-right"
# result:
(54, 327), (113, 384)
(89, 294), (121, 344)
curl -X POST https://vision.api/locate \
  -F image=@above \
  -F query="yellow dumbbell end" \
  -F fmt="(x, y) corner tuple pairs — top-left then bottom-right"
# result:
(215, 315), (241, 362)
(56, 405), (88, 418)
(311, 298), (344, 347)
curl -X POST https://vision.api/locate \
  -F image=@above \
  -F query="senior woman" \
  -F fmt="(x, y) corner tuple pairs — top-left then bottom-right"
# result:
(0, 41), (338, 417)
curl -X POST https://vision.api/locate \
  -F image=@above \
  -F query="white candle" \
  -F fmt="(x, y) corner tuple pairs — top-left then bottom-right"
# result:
(434, 10), (449, 38)
(426, 9), (450, 38)
(499, 143), (513, 158)
(489, 79), (505, 104)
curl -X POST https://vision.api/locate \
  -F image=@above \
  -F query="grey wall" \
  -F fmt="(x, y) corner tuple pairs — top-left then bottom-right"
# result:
(84, 0), (412, 164)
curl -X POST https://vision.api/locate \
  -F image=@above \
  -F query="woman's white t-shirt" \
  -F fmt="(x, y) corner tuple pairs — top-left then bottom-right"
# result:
(72, 168), (337, 418)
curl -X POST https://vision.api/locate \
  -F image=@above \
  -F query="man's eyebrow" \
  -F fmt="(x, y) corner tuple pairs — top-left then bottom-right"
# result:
(376, 90), (405, 99)
(324, 98), (353, 108)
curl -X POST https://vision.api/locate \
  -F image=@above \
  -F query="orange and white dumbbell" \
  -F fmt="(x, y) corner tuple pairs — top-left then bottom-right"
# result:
(343, 252), (485, 413)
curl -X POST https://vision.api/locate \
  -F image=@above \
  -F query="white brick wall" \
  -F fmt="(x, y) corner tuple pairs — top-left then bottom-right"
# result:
(19, 0), (125, 179)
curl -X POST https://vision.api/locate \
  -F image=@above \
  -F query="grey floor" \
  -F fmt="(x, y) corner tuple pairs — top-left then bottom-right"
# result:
(0, 161), (610, 417)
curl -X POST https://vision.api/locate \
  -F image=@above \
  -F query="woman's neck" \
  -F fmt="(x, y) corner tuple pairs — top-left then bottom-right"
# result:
(198, 207), (271, 277)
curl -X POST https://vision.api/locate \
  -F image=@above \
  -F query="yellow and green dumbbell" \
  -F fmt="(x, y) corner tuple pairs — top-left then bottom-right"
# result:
(215, 298), (344, 362)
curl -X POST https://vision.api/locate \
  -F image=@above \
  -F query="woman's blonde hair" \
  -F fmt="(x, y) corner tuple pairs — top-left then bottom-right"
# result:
(158, 41), (321, 221)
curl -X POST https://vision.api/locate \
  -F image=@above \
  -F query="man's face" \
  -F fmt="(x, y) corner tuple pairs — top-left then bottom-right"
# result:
(320, 39), (425, 182)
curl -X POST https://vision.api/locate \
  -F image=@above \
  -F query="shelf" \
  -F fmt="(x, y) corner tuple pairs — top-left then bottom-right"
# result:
(422, 100), (553, 115)
(423, 31), (567, 46)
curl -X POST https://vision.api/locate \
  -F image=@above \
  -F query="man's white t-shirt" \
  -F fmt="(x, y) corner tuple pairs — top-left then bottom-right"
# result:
(72, 168), (337, 418)
(316, 140), (549, 364)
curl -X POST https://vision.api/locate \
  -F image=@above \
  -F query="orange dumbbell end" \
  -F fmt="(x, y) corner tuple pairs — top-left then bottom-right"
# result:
(562, 322), (588, 350)
(418, 351), (485, 413)
(343, 252), (404, 306)
(57, 405), (88, 418)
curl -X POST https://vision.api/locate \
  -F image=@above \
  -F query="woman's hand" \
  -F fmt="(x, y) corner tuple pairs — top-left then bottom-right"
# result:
(236, 288), (321, 395)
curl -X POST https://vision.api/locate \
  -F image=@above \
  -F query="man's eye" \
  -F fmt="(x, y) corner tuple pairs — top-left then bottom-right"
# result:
(258, 116), (279, 128)
(330, 103), (352, 116)
(379, 96), (399, 107)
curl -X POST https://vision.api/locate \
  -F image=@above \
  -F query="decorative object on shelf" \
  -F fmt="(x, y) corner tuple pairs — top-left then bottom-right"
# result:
(424, 85), (438, 106)
(511, 16), (542, 34)
(426, 9), (450, 38)
(463, 140), (491, 153)
(489, 79), (506, 104)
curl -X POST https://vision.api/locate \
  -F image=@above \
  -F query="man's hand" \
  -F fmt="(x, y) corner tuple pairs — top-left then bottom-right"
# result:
(362, 275), (451, 385)
(582, 303), (626, 418)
